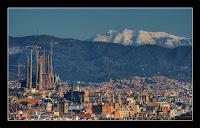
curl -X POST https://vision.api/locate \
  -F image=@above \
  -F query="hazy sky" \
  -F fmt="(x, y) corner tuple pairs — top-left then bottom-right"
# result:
(8, 8), (192, 40)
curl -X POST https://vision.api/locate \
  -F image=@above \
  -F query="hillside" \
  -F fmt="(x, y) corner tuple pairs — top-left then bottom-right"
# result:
(8, 35), (192, 83)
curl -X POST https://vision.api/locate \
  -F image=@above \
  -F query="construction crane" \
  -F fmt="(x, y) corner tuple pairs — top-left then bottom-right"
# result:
(26, 40), (58, 75)
(9, 64), (25, 81)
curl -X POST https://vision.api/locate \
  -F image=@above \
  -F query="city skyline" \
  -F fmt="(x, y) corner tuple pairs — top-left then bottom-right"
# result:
(8, 8), (192, 40)
(8, 35), (193, 120)
(8, 8), (193, 121)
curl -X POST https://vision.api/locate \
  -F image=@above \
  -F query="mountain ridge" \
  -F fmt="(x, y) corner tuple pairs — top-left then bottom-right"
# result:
(8, 35), (192, 83)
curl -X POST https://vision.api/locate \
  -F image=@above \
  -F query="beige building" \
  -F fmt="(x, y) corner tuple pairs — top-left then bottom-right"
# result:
(46, 103), (52, 111)
(118, 108), (135, 118)
(132, 105), (140, 113)
(126, 98), (136, 105)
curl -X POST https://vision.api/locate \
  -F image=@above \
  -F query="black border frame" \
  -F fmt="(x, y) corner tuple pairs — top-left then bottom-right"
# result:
(1, 0), (200, 128)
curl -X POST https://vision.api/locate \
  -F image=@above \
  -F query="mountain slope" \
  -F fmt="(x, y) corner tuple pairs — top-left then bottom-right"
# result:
(87, 29), (192, 48)
(8, 35), (192, 83)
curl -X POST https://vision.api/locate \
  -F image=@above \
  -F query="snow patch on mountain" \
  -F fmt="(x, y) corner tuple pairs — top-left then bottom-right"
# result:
(135, 30), (156, 45)
(9, 47), (23, 55)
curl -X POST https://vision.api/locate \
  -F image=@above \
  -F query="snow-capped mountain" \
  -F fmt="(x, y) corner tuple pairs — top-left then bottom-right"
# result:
(86, 29), (192, 48)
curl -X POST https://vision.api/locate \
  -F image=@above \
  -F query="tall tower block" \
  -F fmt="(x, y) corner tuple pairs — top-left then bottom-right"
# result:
(43, 49), (45, 73)
(50, 40), (53, 75)
(39, 56), (43, 91)
(30, 50), (33, 89)
(47, 54), (50, 73)
(26, 56), (29, 88)
(36, 50), (39, 89)
(71, 84), (75, 101)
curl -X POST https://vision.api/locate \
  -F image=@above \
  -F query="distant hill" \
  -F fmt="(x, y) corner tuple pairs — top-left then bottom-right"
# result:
(8, 35), (192, 83)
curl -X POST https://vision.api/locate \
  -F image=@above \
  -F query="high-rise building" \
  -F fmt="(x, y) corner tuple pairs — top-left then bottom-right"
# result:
(64, 84), (84, 104)
(102, 105), (113, 115)
(92, 103), (102, 115)
(92, 103), (113, 115)
(58, 85), (64, 98)
(84, 91), (89, 103)
(57, 99), (68, 116)
(71, 84), (75, 101)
